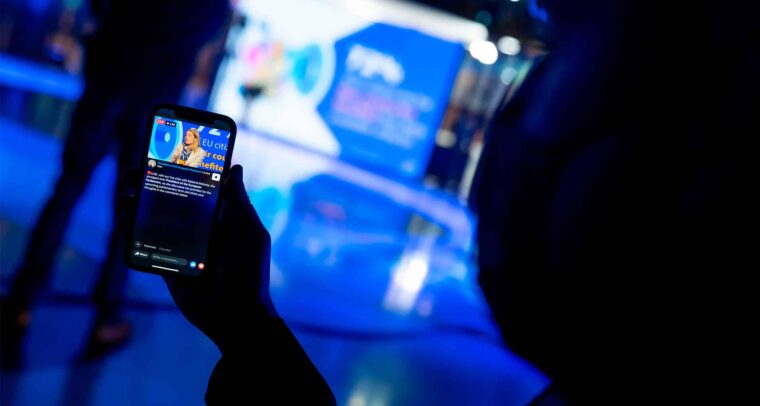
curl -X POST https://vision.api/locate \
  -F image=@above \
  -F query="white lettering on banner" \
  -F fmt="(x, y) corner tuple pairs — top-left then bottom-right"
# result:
(201, 138), (228, 151)
(346, 44), (404, 85)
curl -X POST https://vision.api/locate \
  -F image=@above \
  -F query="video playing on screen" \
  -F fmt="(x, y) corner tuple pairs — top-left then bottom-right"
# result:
(148, 116), (230, 173)
(130, 115), (231, 275)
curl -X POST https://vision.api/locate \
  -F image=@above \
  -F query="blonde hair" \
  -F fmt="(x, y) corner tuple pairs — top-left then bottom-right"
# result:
(186, 128), (201, 150)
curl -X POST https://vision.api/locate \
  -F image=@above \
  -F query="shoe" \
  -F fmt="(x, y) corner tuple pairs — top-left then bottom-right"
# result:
(81, 320), (132, 360)
(0, 298), (30, 370)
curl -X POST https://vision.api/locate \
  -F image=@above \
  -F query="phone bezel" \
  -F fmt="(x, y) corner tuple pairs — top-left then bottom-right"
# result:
(126, 103), (237, 277)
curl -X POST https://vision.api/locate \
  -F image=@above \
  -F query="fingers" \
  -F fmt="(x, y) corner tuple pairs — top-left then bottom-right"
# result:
(115, 193), (136, 215)
(162, 274), (177, 290)
(114, 192), (137, 236)
(120, 167), (143, 191)
(222, 165), (266, 232)
(222, 165), (250, 208)
(162, 272), (194, 292)
(115, 166), (139, 230)
(162, 270), (206, 292)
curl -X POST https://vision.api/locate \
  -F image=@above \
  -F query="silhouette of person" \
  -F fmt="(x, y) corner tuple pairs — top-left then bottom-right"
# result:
(472, 1), (752, 403)
(1, 0), (230, 363)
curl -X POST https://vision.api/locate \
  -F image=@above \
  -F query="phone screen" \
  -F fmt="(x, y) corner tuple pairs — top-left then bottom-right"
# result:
(129, 106), (235, 276)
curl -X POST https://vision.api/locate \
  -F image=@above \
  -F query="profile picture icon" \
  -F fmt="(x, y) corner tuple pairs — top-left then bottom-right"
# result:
(148, 159), (157, 168)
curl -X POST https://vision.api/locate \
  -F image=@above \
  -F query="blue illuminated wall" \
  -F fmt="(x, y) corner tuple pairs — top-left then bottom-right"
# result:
(316, 23), (464, 178)
(211, 5), (466, 181)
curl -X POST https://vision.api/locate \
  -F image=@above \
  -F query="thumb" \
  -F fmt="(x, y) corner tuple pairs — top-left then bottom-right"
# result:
(120, 167), (143, 191)
(222, 165), (251, 210)
(221, 165), (266, 232)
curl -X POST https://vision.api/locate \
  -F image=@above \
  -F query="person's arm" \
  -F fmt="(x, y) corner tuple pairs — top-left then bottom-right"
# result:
(168, 144), (181, 163)
(186, 148), (205, 168)
(159, 165), (335, 404)
(205, 316), (335, 404)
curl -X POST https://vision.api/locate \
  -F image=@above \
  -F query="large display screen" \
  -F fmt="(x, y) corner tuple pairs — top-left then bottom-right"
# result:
(210, 0), (468, 178)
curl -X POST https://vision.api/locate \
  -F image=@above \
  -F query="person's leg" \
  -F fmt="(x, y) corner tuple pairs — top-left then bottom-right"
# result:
(81, 114), (140, 357)
(90, 55), (197, 325)
(7, 88), (118, 312)
(1, 86), (120, 368)
(91, 113), (144, 327)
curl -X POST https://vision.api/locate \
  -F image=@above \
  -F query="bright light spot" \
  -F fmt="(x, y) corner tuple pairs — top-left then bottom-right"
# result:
(510, 0), (520, 3)
(435, 129), (457, 148)
(497, 36), (521, 56)
(348, 394), (366, 406)
(468, 40), (498, 65)
(383, 249), (431, 313)
(347, 379), (390, 406)
(164, 132), (171, 142)
(393, 255), (429, 292)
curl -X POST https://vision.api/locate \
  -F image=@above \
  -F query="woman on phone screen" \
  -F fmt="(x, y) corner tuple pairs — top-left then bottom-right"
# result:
(170, 128), (206, 167)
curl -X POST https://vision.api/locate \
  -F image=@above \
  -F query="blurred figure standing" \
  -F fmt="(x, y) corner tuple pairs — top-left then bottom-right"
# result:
(1, 0), (229, 364)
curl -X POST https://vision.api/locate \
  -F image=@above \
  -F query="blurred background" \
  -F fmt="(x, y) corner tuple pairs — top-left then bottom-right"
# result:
(0, 0), (552, 404)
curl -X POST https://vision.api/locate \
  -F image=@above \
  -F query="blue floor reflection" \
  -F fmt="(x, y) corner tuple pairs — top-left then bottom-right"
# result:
(0, 65), (548, 404)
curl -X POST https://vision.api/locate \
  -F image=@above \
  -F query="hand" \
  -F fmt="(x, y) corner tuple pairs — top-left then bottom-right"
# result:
(121, 165), (334, 404)
(160, 165), (276, 353)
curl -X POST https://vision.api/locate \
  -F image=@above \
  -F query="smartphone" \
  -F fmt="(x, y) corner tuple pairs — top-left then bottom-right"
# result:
(127, 104), (237, 276)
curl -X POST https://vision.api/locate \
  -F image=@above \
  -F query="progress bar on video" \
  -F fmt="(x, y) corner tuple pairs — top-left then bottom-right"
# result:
(151, 264), (179, 272)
